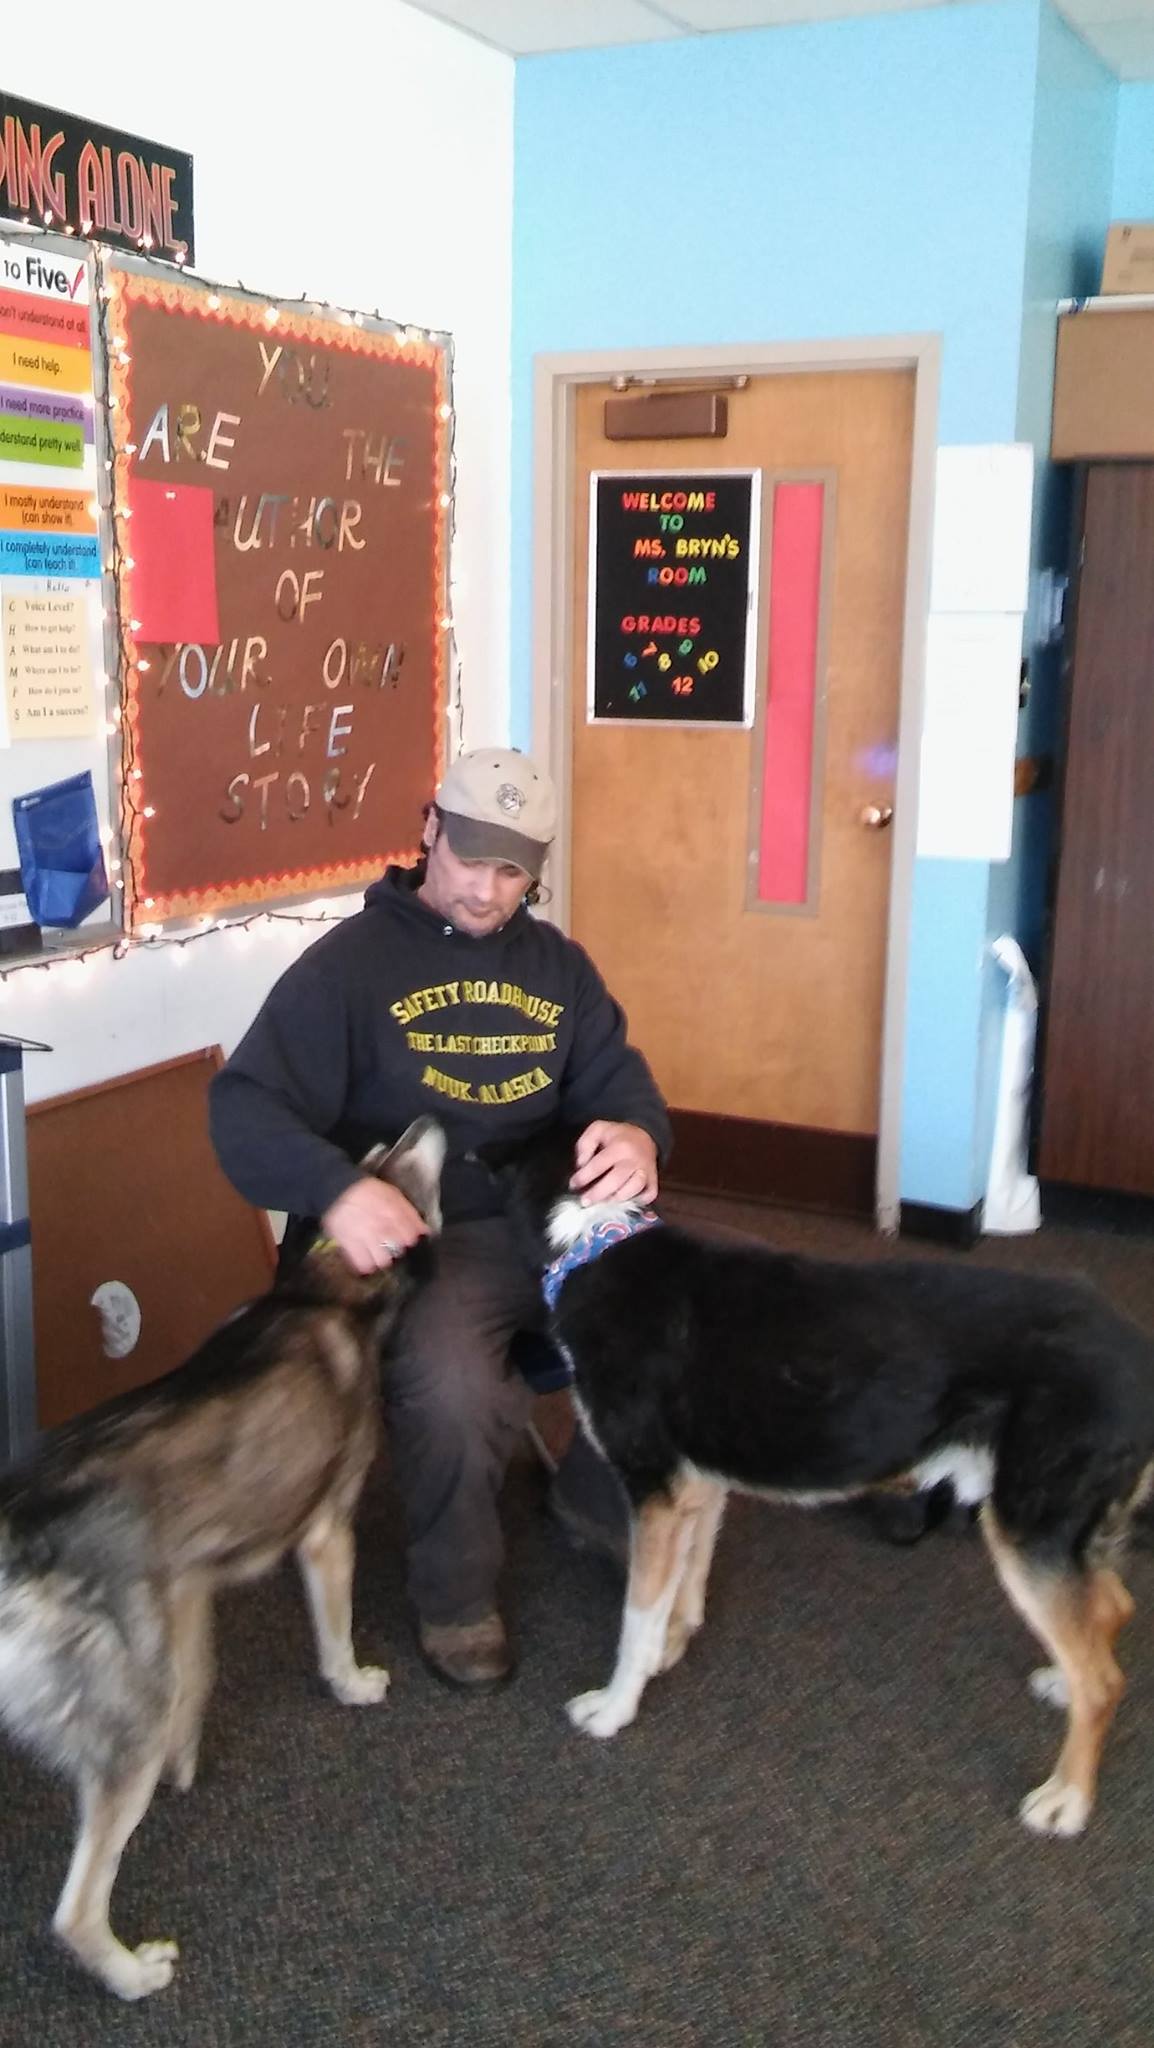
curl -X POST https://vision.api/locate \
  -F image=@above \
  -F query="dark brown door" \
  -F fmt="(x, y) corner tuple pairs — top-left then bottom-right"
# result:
(1040, 463), (1154, 1194)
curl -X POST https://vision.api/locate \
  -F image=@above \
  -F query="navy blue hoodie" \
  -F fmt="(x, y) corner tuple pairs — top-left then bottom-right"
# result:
(210, 865), (671, 1227)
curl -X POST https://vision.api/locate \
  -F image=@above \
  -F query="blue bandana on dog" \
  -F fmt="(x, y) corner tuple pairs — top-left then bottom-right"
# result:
(541, 1209), (662, 1312)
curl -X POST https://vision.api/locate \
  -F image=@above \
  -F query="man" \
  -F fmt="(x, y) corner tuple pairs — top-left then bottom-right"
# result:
(209, 748), (670, 1690)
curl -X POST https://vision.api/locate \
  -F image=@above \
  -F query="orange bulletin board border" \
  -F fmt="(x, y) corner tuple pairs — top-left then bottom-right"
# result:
(103, 266), (451, 926)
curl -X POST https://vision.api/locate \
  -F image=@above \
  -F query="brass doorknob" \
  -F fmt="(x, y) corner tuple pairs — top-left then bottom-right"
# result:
(860, 803), (894, 830)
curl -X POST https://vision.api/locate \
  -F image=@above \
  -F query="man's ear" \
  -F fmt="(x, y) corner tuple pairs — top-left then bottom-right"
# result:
(422, 810), (440, 856)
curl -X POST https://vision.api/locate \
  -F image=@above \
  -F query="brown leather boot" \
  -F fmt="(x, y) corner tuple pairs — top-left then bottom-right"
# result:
(418, 1612), (514, 1692)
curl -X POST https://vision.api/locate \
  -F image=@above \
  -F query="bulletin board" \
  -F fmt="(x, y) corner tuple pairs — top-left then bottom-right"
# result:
(587, 470), (759, 726)
(104, 266), (451, 924)
(26, 1046), (277, 1428)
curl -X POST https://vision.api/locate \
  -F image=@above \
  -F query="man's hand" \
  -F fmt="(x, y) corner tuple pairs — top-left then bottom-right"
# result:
(321, 1179), (428, 1276)
(569, 1121), (659, 1208)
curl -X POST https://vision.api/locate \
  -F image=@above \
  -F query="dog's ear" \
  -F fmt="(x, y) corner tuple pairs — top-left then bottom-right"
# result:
(369, 1118), (446, 1232)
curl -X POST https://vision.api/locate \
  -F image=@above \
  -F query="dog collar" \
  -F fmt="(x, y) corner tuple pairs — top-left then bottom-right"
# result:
(541, 1209), (661, 1312)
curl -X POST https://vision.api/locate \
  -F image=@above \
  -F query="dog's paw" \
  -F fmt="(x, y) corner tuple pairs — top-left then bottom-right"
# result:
(113, 1939), (180, 2001)
(1020, 1777), (1089, 1838)
(1028, 1666), (1069, 1710)
(331, 1663), (390, 1706)
(566, 1687), (635, 1739)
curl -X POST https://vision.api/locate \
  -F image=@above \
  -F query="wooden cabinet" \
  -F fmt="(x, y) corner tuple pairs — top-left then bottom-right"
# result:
(1039, 463), (1154, 1195)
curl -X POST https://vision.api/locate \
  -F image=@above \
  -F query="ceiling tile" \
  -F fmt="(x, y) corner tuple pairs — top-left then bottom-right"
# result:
(1055, 0), (1154, 25)
(1071, 16), (1154, 75)
(402, 0), (685, 55)
(668, 0), (939, 24)
(404, 0), (1146, 75)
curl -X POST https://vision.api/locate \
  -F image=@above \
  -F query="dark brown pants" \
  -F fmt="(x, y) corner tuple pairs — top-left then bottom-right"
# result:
(384, 1216), (542, 1626)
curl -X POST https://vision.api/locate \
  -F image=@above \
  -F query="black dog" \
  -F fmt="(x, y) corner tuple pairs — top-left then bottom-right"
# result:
(494, 1126), (1154, 1838)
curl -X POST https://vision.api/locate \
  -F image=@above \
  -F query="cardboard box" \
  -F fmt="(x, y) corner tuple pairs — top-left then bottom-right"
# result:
(1052, 306), (1154, 460)
(1101, 222), (1154, 296)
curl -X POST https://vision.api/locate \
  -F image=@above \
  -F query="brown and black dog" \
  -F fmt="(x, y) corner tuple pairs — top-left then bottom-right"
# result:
(0, 1116), (444, 1999)
(493, 1123), (1154, 1840)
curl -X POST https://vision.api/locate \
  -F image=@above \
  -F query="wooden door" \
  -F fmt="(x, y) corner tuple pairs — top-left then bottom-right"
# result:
(569, 371), (914, 1208)
(1039, 463), (1154, 1195)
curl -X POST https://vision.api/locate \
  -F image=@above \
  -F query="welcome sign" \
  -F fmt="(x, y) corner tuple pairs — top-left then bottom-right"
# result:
(587, 470), (760, 726)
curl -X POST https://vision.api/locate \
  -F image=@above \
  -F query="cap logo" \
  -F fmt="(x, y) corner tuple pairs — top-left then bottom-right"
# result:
(495, 781), (526, 816)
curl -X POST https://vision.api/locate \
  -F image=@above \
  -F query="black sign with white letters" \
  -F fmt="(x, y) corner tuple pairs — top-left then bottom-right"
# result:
(0, 93), (194, 262)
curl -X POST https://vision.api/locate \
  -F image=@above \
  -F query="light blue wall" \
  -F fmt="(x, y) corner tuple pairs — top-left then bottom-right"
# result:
(511, 0), (1117, 1213)
(1113, 83), (1154, 214)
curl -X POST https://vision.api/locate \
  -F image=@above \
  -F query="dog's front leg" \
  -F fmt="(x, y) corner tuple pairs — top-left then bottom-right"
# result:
(54, 1753), (178, 2000)
(297, 1514), (389, 1705)
(568, 1492), (695, 1739)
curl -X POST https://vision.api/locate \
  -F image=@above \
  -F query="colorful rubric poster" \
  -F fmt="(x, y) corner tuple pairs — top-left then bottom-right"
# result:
(0, 235), (103, 745)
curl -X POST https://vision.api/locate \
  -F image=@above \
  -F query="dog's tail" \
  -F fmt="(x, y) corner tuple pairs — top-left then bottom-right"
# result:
(0, 1486), (170, 1780)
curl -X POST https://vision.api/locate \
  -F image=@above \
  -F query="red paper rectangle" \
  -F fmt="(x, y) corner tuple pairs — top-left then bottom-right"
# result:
(758, 482), (825, 906)
(126, 478), (220, 644)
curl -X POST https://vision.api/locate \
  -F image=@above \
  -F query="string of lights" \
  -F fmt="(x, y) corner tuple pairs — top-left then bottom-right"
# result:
(0, 904), (356, 995)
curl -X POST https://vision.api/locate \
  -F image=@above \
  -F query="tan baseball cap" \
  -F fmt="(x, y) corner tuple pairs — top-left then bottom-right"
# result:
(434, 748), (557, 881)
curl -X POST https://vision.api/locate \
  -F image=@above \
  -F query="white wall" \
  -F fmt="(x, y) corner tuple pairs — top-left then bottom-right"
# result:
(2, 0), (514, 1099)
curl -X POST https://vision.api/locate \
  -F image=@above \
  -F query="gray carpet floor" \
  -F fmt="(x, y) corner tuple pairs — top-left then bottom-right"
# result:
(2, 1195), (1154, 2045)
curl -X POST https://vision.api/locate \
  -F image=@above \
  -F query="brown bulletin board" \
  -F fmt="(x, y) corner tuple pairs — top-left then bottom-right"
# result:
(27, 1047), (276, 1428)
(104, 266), (451, 924)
